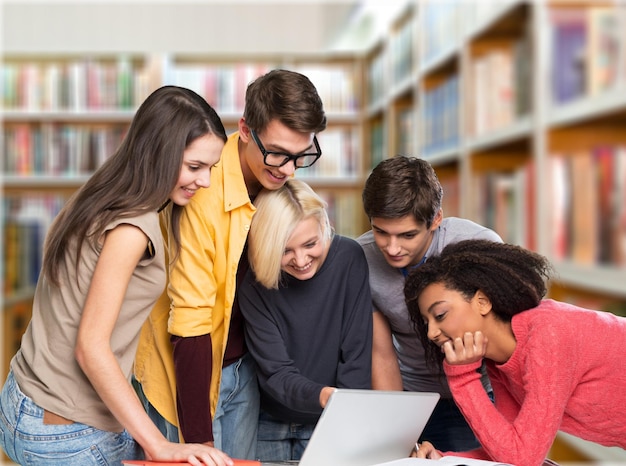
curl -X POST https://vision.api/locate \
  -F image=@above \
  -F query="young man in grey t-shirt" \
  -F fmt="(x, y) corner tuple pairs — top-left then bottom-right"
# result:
(356, 155), (502, 451)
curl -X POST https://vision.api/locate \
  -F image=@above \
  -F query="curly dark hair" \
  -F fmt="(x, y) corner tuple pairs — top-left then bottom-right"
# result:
(404, 239), (553, 371)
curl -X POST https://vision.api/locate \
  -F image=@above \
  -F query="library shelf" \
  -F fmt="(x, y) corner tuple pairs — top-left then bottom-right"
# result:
(361, 1), (626, 459)
(2, 2), (625, 461)
(1, 51), (370, 378)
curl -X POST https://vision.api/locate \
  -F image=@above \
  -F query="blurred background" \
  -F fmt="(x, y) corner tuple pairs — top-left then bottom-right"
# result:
(2, 0), (626, 463)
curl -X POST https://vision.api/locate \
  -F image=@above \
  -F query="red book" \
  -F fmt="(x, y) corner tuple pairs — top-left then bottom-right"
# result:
(123, 460), (260, 466)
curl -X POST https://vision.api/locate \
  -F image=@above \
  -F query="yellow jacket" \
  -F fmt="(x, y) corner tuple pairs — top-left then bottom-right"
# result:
(134, 132), (255, 427)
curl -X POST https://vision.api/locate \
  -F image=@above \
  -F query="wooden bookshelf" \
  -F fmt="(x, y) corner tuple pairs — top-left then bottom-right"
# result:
(3, 4), (625, 462)
(362, 0), (626, 462)
(1, 54), (156, 380)
(1, 52), (369, 379)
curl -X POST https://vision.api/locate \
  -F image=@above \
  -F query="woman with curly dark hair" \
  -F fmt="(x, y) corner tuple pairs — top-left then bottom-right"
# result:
(404, 239), (626, 466)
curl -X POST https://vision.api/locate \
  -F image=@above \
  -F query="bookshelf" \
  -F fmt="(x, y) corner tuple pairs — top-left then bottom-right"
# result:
(3, 1), (624, 461)
(1, 52), (368, 383)
(1, 54), (155, 383)
(362, 0), (626, 462)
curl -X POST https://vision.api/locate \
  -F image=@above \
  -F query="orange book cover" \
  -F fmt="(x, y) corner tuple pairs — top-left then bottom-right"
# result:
(123, 460), (260, 466)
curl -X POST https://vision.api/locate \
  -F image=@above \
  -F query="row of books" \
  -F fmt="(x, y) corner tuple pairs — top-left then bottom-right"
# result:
(167, 62), (360, 115)
(368, 119), (385, 170)
(3, 123), (126, 176)
(550, 6), (622, 104)
(316, 189), (365, 239)
(470, 162), (535, 251)
(293, 65), (360, 114)
(439, 174), (460, 219)
(418, 2), (623, 127)
(427, 4), (621, 140)
(2, 58), (361, 116)
(420, 0), (464, 65)
(406, 6), (623, 149)
(421, 74), (460, 157)
(549, 146), (626, 267)
(2, 124), (358, 179)
(389, 13), (415, 86)
(166, 62), (273, 115)
(396, 106), (416, 157)
(2, 57), (151, 111)
(471, 147), (626, 269)
(366, 13), (415, 109)
(421, 0), (520, 67)
(467, 33), (531, 137)
(3, 194), (67, 296)
(366, 52), (386, 109)
(303, 128), (360, 179)
(0, 189), (365, 301)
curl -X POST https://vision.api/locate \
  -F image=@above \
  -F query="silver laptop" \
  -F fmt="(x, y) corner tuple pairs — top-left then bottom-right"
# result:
(263, 389), (440, 466)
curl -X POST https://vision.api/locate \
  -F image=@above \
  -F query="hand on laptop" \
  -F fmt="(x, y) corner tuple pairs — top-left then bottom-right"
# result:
(414, 441), (442, 460)
(319, 386), (336, 408)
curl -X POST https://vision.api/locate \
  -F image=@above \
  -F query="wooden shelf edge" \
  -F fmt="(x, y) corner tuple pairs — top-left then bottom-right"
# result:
(552, 262), (626, 299)
(556, 432), (626, 462)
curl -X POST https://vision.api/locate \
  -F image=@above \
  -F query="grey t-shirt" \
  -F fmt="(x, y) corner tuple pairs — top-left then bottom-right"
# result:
(357, 217), (502, 396)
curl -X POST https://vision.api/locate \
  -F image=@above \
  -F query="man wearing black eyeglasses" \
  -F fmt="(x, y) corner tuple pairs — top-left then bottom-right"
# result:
(134, 69), (327, 461)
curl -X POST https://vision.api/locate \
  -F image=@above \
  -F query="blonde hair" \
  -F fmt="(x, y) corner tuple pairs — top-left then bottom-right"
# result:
(249, 179), (332, 289)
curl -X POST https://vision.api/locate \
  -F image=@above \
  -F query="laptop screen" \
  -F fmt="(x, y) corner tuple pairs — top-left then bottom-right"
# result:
(269, 389), (440, 466)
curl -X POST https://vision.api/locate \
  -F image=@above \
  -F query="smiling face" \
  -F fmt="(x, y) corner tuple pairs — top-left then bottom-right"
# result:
(239, 118), (317, 195)
(169, 133), (224, 206)
(371, 212), (442, 269)
(417, 282), (487, 349)
(280, 216), (329, 281)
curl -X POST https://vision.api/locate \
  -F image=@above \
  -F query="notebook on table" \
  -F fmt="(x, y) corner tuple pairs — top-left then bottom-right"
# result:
(263, 388), (440, 466)
(374, 457), (513, 465)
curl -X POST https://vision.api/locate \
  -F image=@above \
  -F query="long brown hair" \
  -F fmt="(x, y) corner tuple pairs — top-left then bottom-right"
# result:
(43, 85), (226, 285)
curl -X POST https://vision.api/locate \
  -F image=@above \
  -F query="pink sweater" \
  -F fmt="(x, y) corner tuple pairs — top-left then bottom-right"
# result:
(443, 299), (626, 466)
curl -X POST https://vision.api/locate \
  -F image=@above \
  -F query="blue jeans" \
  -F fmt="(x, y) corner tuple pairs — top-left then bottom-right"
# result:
(255, 410), (315, 462)
(132, 354), (259, 459)
(419, 396), (482, 451)
(132, 376), (180, 443)
(0, 370), (143, 465)
(213, 353), (260, 460)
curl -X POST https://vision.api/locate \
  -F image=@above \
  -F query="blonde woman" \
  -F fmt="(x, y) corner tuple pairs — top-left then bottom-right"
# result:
(238, 179), (373, 463)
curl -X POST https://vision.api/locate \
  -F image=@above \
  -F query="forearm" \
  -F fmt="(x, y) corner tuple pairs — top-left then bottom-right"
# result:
(172, 333), (214, 443)
(372, 353), (403, 390)
(445, 361), (557, 465)
(77, 348), (167, 456)
(372, 311), (403, 390)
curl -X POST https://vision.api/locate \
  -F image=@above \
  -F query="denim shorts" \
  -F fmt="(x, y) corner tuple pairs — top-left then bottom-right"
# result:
(0, 370), (143, 465)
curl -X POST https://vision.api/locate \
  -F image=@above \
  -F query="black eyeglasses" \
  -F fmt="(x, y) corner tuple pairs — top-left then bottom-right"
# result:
(250, 129), (322, 168)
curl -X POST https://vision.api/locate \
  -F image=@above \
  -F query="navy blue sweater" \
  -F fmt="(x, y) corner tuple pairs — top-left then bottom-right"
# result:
(239, 235), (373, 424)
